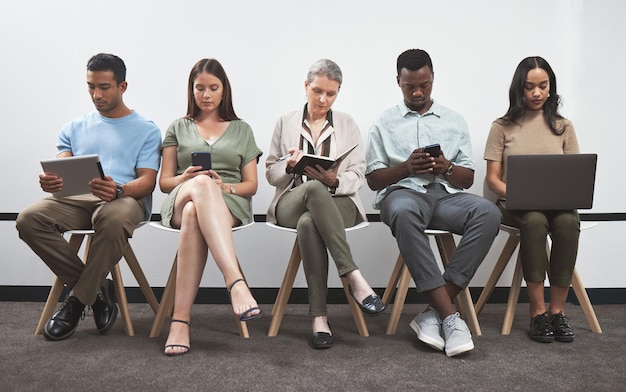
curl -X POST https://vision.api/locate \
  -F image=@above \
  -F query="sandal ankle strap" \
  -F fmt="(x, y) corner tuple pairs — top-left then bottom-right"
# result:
(228, 278), (245, 293)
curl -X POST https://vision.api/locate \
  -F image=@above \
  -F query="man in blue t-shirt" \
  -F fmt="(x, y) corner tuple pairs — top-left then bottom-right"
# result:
(366, 49), (501, 357)
(16, 53), (162, 341)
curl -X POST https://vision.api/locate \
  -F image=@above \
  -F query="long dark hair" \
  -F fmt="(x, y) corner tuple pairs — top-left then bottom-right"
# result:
(186, 58), (239, 121)
(499, 56), (566, 135)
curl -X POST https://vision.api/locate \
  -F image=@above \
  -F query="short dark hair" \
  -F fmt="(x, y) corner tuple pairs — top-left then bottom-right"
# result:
(86, 53), (126, 85)
(397, 49), (433, 75)
(500, 56), (566, 135)
(186, 58), (239, 121)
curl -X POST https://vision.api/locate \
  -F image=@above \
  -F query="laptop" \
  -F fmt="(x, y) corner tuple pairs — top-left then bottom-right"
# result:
(40, 154), (105, 197)
(505, 154), (597, 210)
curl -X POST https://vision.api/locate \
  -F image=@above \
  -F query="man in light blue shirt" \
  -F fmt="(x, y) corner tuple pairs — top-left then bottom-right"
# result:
(16, 53), (161, 341)
(366, 49), (500, 357)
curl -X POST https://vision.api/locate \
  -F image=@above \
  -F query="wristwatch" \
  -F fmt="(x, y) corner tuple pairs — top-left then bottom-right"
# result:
(229, 184), (236, 194)
(115, 185), (125, 199)
(445, 164), (455, 176)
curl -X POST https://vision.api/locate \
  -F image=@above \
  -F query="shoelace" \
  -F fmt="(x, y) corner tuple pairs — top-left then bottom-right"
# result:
(443, 313), (461, 331)
(59, 296), (86, 321)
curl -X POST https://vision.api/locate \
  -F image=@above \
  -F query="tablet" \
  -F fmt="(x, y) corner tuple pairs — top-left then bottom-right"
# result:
(40, 154), (105, 197)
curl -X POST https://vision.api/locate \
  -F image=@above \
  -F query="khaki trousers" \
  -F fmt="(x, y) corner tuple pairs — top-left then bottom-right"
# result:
(16, 195), (145, 305)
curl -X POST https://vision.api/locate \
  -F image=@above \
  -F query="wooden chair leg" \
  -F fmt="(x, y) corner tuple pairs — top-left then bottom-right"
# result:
(386, 261), (412, 335)
(35, 233), (87, 335)
(268, 239), (302, 337)
(502, 255), (523, 335)
(475, 235), (520, 314)
(435, 234), (482, 336)
(382, 254), (404, 306)
(571, 268), (602, 333)
(111, 263), (134, 336)
(340, 277), (369, 337)
(149, 255), (178, 338)
(123, 245), (159, 314)
(34, 278), (65, 335)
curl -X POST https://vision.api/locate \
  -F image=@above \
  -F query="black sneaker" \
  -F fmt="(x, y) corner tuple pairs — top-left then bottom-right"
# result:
(43, 294), (85, 341)
(530, 312), (554, 343)
(550, 312), (575, 342)
(92, 279), (118, 334)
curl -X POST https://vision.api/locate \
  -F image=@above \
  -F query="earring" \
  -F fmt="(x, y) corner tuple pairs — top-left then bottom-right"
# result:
(548, 93), (551, 98)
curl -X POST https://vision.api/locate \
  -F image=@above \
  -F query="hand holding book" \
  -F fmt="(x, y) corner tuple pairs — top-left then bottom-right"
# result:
(289, 143), (358, 176)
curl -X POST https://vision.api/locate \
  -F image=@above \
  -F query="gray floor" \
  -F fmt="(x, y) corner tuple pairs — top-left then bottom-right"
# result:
(2, 301), (624, 391)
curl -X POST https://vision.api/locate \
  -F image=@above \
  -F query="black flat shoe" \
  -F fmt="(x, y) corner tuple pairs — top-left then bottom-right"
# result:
(530, 312), (554, 343)
(92, 279), (118, 334)
(349, 287), (385, 315)
(550, 312), (575, 342)
(43, 294), (85, 341)
(312, 332), (334, 349)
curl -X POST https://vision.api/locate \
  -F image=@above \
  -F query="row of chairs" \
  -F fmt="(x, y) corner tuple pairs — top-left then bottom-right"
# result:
(35, 221), (602, 339)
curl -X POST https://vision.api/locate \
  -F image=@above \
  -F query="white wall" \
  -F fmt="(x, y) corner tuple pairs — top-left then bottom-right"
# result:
(1, 0), (624, 289)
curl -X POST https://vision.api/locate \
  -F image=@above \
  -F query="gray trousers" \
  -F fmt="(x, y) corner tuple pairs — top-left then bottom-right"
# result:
(16, 195), (145, 305)
(276, 181), (359, 316)
(380, 185), (501, 293)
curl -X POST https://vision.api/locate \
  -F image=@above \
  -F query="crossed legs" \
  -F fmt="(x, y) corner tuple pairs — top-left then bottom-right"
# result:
(165, 176), (259, 355)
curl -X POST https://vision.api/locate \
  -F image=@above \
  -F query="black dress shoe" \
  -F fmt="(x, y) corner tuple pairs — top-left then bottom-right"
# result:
(550, 312), (575, 342)
(92, 279), (118, 334)
(43, 295), (85, 341)
(530, 312), (555, 343)
(312, 332), (334, 349)
(349, 287), (385, 315)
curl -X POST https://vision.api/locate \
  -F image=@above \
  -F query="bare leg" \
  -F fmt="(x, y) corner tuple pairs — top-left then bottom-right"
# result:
(171, 176), (260, 318)
(164, 203), (209, 355)
(549, 285), (569, 316)
(312, 316), (331, 334)
(426, 286), (457, 319)
(527, 281), (548, 317)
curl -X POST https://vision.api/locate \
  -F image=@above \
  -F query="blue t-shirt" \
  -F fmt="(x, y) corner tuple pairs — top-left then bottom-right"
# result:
(57, 110), (162, 217)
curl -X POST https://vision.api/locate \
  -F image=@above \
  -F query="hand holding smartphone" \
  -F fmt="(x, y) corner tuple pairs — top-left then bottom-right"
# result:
(191, 152), (212, 171)
(423, 143), (441, 157)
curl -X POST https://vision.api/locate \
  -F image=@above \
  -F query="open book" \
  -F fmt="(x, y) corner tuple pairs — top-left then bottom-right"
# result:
(291, 143), (358, 175)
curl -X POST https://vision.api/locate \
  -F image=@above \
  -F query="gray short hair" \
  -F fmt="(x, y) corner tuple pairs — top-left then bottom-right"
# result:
(306, 59), (342, 86)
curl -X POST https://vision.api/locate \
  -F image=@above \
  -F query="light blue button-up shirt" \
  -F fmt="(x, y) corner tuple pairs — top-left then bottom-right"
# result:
(365, 100), (474, 209)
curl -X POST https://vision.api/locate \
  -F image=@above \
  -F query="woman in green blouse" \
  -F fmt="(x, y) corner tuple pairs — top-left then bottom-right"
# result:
(159, 59), (263, 356)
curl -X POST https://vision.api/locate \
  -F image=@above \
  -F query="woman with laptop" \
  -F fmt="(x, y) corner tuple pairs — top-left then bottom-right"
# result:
(266, 59), (384, 349)
(158, 58), (263, 356)
(483, 56), (580, 343)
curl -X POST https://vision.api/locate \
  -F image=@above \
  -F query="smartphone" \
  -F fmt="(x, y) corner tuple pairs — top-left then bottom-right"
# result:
(423, 143), (441, 157)
(191, 152), (212, 171)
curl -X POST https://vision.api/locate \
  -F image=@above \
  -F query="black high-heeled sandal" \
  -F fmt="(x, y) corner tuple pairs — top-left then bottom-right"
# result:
(164, 319), (191, 356)
(228, 278), (263, 321)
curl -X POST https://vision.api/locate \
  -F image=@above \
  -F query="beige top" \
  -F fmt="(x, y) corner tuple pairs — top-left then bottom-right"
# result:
(483, 110), (579, 183)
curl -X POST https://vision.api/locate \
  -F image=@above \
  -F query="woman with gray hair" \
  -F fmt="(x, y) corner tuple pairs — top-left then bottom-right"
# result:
(266, 59), (384, 349)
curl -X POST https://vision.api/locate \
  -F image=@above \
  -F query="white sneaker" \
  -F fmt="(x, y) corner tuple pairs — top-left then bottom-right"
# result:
(442, 312), (474, 357)
(409, 307), (444, 351)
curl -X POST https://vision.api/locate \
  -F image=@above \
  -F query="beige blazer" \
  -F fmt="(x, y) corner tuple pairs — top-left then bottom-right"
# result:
(265, 108), (367, 224)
